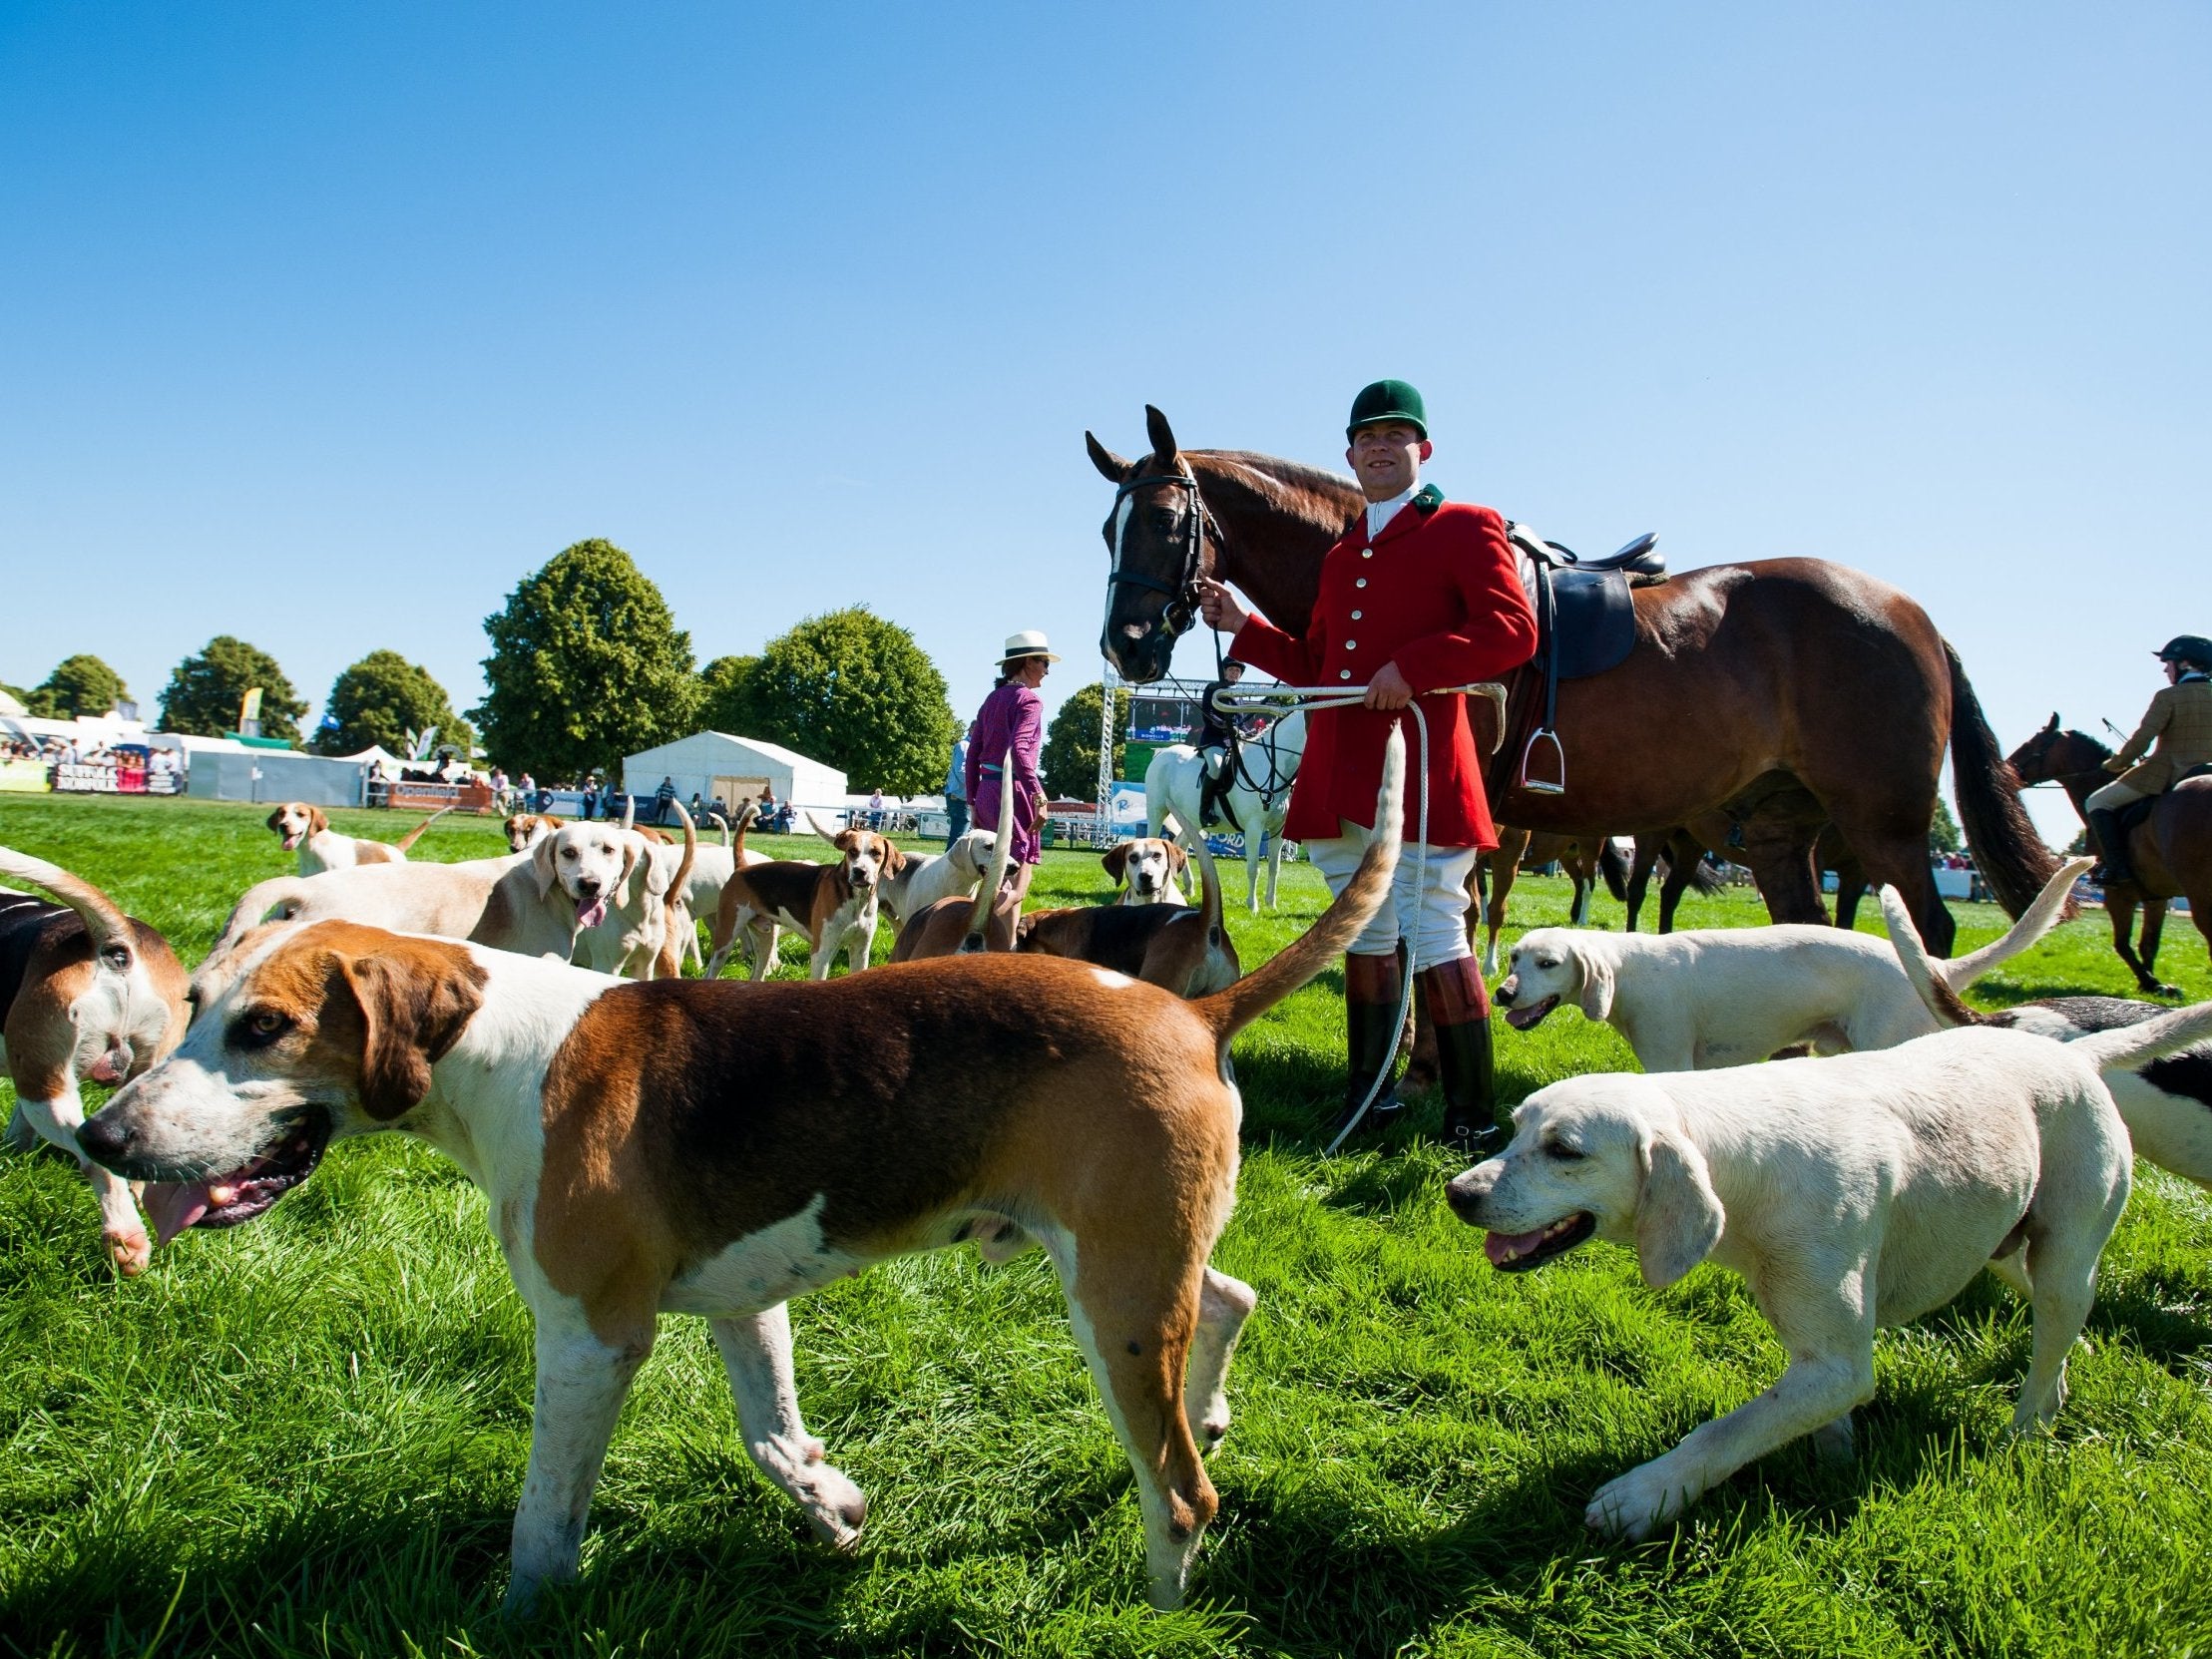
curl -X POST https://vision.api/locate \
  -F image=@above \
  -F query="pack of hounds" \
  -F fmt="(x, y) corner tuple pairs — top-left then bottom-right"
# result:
(4, 734), (2209, 1611)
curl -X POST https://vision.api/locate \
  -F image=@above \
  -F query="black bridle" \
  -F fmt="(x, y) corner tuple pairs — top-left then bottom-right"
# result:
(1107, 469), (1223, 643)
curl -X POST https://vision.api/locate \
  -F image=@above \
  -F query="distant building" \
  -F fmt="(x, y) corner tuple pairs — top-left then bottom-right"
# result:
(622, 731), (848, 819)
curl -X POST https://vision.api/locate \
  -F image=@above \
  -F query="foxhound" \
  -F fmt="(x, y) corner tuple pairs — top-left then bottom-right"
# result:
(503, 813), (562, 852)
(1447, 998), (2212, 1540)
(476, 807), (696, 980)
(876, 829), (996, 926)
(706, 809), (903, 981)
(1103, 837), (1189, 906)
(1493, 858), (2088, 1072)
(0, 846), (189, 1274)
(269, 803), (448, 876)
(77, 731), (1410, 1613)
(195, 853), (531, 1007)
(1018, 837), (1237, 997)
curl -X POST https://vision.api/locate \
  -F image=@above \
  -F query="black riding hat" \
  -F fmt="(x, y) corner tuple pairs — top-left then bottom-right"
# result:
(2154, 634), (2212, 667)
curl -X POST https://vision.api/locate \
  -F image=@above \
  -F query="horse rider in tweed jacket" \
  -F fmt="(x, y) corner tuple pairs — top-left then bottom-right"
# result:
(2088, 633), (2212, 886)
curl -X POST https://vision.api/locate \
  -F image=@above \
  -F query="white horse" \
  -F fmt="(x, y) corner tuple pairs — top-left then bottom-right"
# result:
(1145, 711), (1306, 912)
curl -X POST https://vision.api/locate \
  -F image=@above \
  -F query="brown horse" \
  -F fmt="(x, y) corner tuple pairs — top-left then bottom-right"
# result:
(1088, 407), (2059, 956)
(2005, 716), (2212, 995)
(1623, 819), (1864, 935)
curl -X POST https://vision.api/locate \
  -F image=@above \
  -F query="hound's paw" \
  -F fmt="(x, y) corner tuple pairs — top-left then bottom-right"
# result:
(800, 1464), (868, 1552)
(1585, 1467), (1687, 1541)
(107, 1227), (152, 1278)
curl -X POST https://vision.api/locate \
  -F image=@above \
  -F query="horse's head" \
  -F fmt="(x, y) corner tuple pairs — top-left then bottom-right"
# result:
(1087, 405), (1220, 684)
(2005, 712), (2104, 785)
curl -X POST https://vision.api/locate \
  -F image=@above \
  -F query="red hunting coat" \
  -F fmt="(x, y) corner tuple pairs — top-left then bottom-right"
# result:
(1231, 492), (1538, 850)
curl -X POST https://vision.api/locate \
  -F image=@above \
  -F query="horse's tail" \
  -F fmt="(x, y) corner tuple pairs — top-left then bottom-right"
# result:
(1673, 838), (1724, 895)
(1946, 639), (2069, 921)
(1194, 729), (1403, 1044)
(392, 806), (451, 853)
(1596, 838), (1628, 902)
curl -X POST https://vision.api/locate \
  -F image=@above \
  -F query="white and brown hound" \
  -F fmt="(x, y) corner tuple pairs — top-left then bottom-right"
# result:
(1103, 837), (1189, 906)
(74, 733), (1409, 1612)
(706, 809), (904, 981)
(476, 807), (696, 981)
(0, 846), (190, 1274)
(269, 803), (448, 875)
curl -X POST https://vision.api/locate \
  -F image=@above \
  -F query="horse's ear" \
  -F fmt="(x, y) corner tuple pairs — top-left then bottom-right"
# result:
(1086, 432), (1132, 483)
(1144, 405), (1179, 463)
(2045, 712), (2060, 732)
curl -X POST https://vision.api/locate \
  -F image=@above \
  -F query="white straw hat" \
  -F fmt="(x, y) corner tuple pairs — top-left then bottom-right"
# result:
(999, 629), (1063, 664)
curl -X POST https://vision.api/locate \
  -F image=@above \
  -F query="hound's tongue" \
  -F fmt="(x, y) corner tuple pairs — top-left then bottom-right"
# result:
(144, 1180), (224, 1245)
(577, 895), (608, 929)
(1484, 1226), (1552, 1267)
(281, 832), (303, 850)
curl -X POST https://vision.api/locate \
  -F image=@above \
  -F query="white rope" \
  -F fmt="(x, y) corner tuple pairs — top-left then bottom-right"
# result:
(1209, 681), (1507, 1155)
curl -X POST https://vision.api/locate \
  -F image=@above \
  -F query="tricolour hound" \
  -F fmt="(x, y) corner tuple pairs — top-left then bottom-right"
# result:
(705, 808), (903, 981)
(78, 732), (1410, 1613)
(1, 846), (189, 1273)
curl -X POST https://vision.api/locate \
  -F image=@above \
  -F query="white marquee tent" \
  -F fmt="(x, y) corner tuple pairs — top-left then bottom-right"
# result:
(623, 731), (847, 817)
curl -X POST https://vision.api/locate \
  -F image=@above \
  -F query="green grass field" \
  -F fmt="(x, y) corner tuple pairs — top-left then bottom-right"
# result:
(3, 792), (2209, 1658)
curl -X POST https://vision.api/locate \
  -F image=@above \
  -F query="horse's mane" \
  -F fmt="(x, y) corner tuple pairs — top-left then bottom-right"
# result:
(2060, 726), (2115, 762)
(1187, 449), (1361, 533)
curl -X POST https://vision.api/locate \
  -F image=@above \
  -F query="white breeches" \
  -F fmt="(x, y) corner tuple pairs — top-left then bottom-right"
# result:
(2086, 778), (2150, 813)
(1305, 821), (1478, 971)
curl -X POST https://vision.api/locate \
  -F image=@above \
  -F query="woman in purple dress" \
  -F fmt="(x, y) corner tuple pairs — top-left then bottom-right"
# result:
(964, 629), (1058, 950)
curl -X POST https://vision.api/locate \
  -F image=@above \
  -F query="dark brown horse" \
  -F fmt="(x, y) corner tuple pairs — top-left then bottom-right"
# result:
(1623, 819), (1863, 935)
(1474, 829), (1626, 973)
(1089, 407), (2059, 955)
(2005, 716), (2212, 995)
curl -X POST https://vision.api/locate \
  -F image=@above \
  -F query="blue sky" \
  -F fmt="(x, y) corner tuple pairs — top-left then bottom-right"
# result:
(3, 1), (2204, 844)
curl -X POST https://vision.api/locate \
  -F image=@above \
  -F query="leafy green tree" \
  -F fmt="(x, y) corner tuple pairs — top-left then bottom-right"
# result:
(311, 649), (474, 759)
(1929, 796), (1964, 855)
(740, 609), (956, 794)
(1042, 681), (1128, 800)
(698, 653), (759, 733)
(158, 636), (306, 742)
(473, 539), (701, 780)
(26, 654), (129, 719)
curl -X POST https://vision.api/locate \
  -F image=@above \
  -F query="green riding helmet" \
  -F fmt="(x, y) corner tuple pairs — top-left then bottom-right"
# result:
(1347, 379), (1428, 440)
(2154, 635), (2212, 669)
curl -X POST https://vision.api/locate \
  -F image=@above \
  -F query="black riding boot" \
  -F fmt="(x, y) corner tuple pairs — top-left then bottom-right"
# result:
(2088, 808), (2134, 886)
(1326, 951), (1405, 1142)
(1420, 957), (1507, 1157)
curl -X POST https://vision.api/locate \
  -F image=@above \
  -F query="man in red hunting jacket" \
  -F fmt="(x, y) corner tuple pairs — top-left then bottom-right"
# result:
(1196, 380), (1538, 1152)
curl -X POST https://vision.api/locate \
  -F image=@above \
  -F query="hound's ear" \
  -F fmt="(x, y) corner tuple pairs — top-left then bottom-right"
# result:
(309, 807), (328, 836)
(1634, 1127), (1724, 1289)
(642, 842), (673, 898)
(614, 838), (643, 906)
(1144, 405), (1179, 463)
(1086, 431), (1132, 483)
(1102, 843), (1131, 882)
(882, 840), (908, 874)
(1576, 951), (1615, 1022)
(339, 945), (487, 1119)
(1166, 842), (1189, 876)
(265, 807), (284, 832)
(531, 834), (562, 900)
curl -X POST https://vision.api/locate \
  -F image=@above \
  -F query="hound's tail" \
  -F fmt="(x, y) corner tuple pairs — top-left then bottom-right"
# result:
(2072, 1000), (2212, 1071)
(1166, 811), (1225, 955)
(1881, 855), (2093, 1028)
(209, 876), (315, 962)
(0, 845), (137, 963)
(959, 750), (1017, 954)
(391, 806), (452, 853)
(667, 801), (697, 899)
(805, 811), (842, 847)
(732, 802), (759, 863)
(1194, 727), (1405, 1043)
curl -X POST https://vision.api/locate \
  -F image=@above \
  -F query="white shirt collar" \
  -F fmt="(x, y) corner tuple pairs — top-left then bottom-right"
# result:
(1365, 481), (1421, 540)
